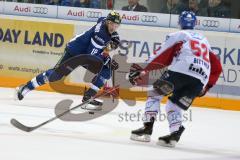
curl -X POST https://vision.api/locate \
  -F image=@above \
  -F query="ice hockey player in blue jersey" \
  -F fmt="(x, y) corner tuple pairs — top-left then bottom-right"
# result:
(15, 11), (121, 107)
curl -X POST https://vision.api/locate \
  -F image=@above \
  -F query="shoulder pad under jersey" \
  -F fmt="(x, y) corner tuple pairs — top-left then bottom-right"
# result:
(97, 17), (106, 24)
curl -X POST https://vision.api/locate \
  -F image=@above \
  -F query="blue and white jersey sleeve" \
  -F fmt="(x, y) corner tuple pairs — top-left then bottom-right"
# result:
(66, 17), (112, 57)
(87, 19), (111, 56)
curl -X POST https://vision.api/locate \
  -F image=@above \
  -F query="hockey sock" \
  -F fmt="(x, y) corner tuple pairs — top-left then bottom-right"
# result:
(25, 71), (49, 91)
(165, 100), (183, 133)
(144, 95), (163, 122)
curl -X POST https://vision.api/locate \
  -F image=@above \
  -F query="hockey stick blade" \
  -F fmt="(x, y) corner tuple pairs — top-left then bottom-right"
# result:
(10, 118), (36, 132)
(11, 85), (120, 132)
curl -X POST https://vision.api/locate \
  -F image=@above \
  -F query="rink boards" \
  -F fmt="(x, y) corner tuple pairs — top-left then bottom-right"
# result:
(0, 14), (240, 110)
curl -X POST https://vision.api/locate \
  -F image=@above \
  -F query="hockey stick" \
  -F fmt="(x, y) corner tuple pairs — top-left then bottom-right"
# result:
(10, 85), (120, 132)
(112, 69), (115, 103)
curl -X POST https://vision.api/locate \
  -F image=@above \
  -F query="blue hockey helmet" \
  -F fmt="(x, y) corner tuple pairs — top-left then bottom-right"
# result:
(178, 11), (197, 29)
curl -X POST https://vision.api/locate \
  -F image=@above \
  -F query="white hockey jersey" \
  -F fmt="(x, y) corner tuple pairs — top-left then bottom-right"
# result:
(144, 30), (212, 87)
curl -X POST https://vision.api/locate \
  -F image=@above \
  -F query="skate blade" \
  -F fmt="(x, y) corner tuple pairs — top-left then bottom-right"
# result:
(81, 104), (102, 111)
(14, 86), (21, 101)
(130, 134), (151, 142)
(156, 140), (177, 148)
(14, 87), (18, 101)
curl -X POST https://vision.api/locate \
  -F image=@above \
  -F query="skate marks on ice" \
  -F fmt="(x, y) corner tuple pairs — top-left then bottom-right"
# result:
(2, 124), (240, 160)
(3, 117), (240, 160)
(3, 113), (240, 160)
(1, 88), (240, 160)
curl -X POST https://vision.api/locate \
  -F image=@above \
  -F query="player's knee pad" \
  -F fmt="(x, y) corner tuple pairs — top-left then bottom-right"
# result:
(165, 100), (182, 132)
(46, 69), (64, 82)
(153, 79), (174, 96)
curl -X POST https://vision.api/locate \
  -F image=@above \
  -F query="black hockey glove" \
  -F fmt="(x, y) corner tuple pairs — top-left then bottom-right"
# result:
(129, 63), (143, 85)
(103, 56), (118, 70)
(110, 32), (120, 50)
(111, 59), (119, 70)
(198, 84), (212, 97)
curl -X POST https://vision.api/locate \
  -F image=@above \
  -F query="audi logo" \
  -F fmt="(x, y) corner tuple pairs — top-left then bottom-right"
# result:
(202, 20), (220, 28)
(87, 11), (102, 18)
(33, 7), (48, 14)
(141, 15), (158, 23)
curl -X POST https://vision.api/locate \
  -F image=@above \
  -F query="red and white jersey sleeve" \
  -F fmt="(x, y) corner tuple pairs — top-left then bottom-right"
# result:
(144, 30), (213, 87)
(207, 51), (222, 88)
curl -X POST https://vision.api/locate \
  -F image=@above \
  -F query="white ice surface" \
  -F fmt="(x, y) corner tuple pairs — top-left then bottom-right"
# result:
(0, 87), (240, 160)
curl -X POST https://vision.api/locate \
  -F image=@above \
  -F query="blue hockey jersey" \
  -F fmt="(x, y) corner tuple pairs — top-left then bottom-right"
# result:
(67, 17), (113, 57)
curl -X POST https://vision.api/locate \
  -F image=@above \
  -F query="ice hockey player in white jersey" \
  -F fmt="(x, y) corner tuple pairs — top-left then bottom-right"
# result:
(129, 11), (222, 147)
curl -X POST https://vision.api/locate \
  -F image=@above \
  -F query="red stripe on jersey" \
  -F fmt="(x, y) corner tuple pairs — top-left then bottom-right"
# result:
(153, 46), (161, 55)
(207, 52), (222, 87)
(144, 41), (183, 72)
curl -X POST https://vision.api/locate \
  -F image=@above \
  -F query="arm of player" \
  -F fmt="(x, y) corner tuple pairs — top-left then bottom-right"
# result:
(143, 33), (184, 73)
(104, 32), (120, 52)
(208, 52), (222, 86)
(110, 32), (120, 50)
(87, 35), (105, 55)
(128, 33), (184, 85)
(199, 51), (222, 97)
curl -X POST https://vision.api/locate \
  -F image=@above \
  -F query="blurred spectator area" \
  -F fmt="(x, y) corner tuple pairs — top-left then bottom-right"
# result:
(207, 0), (230, 18)
(122, 0), (148, 12)
(1, 0), (240, 19)
(4, 0), (104, 8)
(116, 0), (239, 19)
(114, 0), (148, 11)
